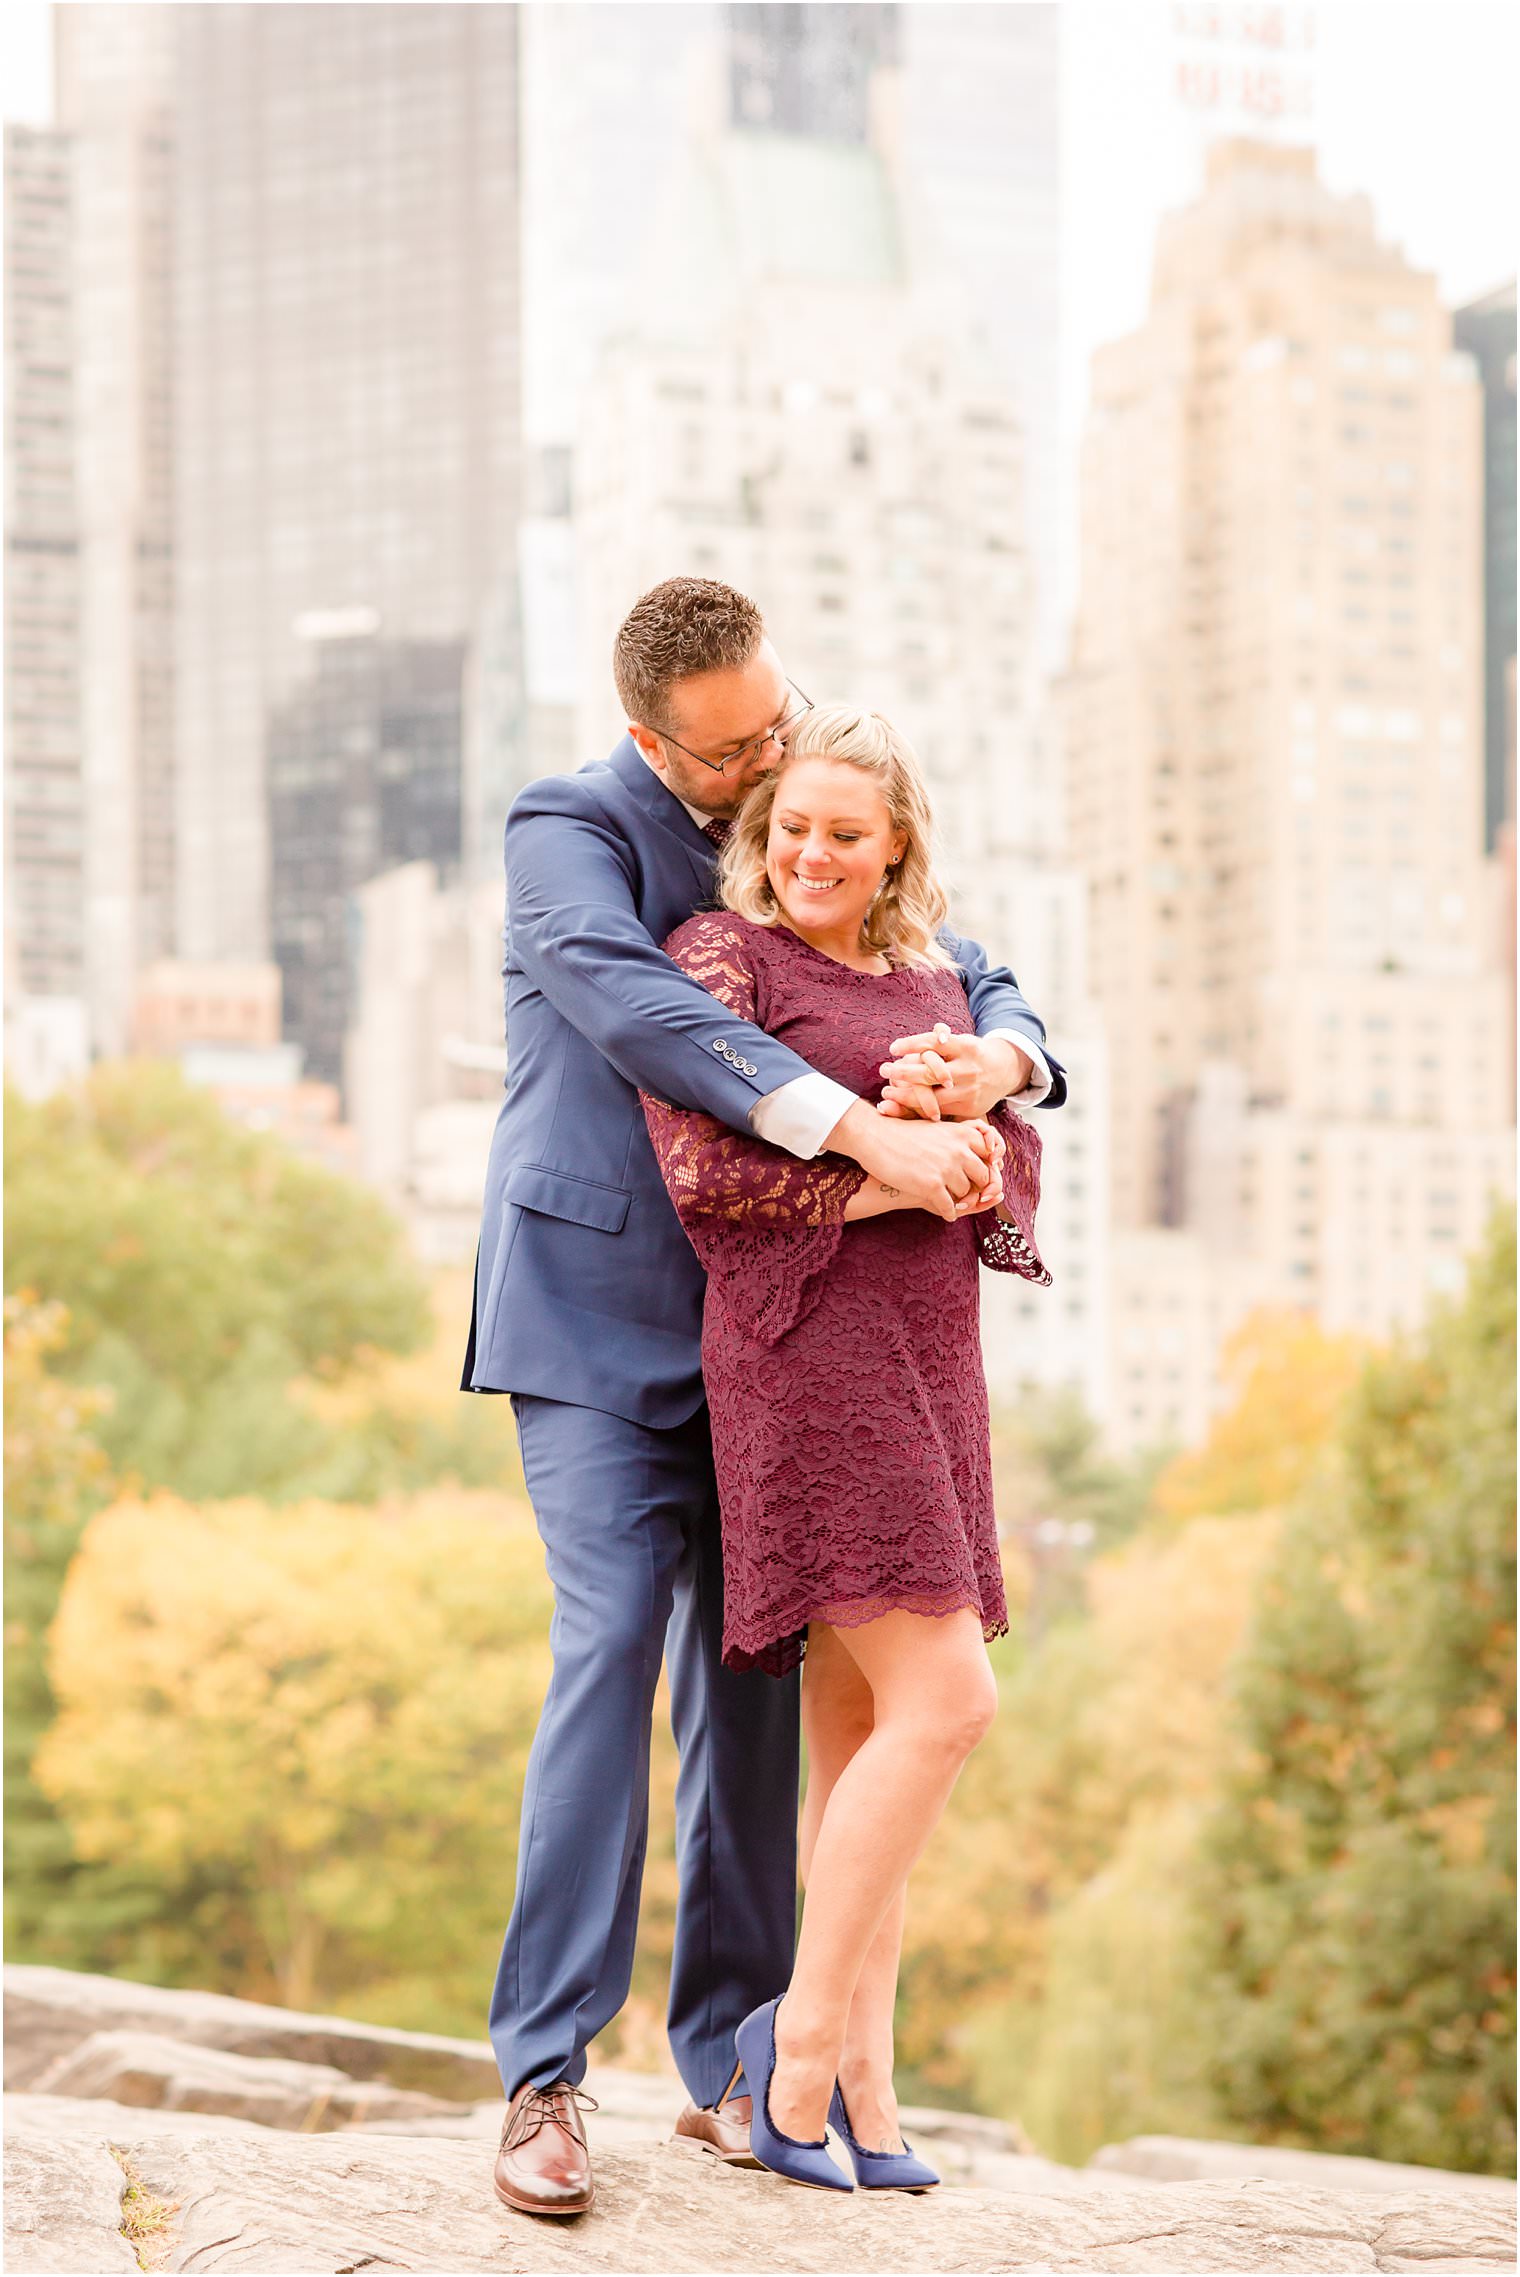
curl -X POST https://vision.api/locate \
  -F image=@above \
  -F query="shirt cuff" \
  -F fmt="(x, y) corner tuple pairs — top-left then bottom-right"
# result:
(750, 1071), (859, 1159)
(986, 1027), (1053, 1109)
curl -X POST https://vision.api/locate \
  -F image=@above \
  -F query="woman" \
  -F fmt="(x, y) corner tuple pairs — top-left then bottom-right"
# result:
(641, 705), (1050, 2193)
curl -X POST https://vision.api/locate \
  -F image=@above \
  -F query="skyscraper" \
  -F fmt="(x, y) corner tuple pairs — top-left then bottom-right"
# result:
(172, 3), (522, 971)
(3, 120), (84, 1013)
(267, 622), (466, 1084)
(573, 127), (1041, 920)
(1065, 142), (1513, 1437)
(1453, 282), (1517, 849)
(726, 2), (897, 141)
(517, 3), (1061, 646)
(52, 4), (178, 1057)
(893, 5), (1061, 662)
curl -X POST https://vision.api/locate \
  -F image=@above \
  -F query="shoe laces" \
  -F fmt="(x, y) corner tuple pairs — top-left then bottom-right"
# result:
(504, 2082), (599, 2149)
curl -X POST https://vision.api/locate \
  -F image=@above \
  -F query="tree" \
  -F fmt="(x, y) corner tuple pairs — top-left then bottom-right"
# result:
(4, 1065), (432, 1494)
(1206, 1210), (1516, 2175)
(3, 1064), (544, 1991)
(281, 1269), (522, 1504)
(3, 1299), (115, 1958)
(1153, 1310), (1367, 1523)
(35, 1488), (555, 2032)
(897, 1509), (1278, 2152)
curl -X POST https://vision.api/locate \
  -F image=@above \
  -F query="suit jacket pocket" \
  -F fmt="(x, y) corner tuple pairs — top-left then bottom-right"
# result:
(504, 1164), (633, 1235)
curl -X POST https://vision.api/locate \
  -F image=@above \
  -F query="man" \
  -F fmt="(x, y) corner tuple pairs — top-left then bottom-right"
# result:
(464, 577), (1064, 2217)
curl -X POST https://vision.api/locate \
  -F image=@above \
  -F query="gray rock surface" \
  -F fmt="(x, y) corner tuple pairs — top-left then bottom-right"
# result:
(7, 1970), (1514, 2274)
(6, 2091), (271, 2140)
(33, 2028), (462, 2132)
(1092, 2137), (1517, 2203)
(2, 2137), (136, 2273)
(5, 2129), (1515, 2275)
(5, 1964), (499, 2102)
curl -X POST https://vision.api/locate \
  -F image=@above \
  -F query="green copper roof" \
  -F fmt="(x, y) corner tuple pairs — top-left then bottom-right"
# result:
(715, 130), (904, 287)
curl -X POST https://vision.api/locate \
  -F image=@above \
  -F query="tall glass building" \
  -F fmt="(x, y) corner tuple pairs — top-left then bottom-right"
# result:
(172, 3), (521, 970)
(267, 626), (465, 1083)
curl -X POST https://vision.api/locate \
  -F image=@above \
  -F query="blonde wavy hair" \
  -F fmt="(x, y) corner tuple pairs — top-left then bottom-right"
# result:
(717, 704), (955, 969)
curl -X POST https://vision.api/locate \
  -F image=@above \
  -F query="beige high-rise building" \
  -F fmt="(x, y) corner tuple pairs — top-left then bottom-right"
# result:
(53, 4), (178, 1057)
(1066, 142), (1514, 1444)
(345, 860), (505, 1262)
(4, 121), (84, 1015)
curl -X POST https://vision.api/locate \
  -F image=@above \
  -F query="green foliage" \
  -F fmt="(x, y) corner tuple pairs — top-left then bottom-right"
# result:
(4, 1064), (432, 1493)
(3, 1072), (520, 1981)
(36, 1488), (553, 2032)
(9, 1067), (1511, 2171)
(895, 1510), (1278, 2152)
(3, 1298), (116, 1958)
(959, 1802), (1226, 2156)
(1206, 1209), (1517, 2176)
(993, 1388), (1164, 1550)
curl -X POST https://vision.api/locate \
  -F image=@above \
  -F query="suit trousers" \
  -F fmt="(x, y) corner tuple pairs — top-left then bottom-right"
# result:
(489, 1393), (800, 2107)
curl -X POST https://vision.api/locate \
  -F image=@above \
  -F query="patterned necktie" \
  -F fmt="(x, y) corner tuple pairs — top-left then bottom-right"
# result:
(700, 818), (732, 850)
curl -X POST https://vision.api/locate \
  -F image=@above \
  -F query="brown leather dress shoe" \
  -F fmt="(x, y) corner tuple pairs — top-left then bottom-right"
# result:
(673, 2093), (761, 2167)
(493, 2081), (598, 2217)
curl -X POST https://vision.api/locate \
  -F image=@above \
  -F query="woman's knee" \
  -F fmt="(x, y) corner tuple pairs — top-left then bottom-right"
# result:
(802, 1631), (876, 1766)
(956, 1660), (999, 1753)
(894, 1643), (997, 1763)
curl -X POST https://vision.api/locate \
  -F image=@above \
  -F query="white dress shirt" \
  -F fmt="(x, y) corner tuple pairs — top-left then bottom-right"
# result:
(656, 769), (1053, 1161)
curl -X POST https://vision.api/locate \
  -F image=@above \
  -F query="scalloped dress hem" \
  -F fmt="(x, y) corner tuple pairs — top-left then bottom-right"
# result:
(724, 1591), (1009, 1679)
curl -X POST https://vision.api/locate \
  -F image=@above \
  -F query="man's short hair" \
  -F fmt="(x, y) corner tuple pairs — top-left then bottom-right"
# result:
(613, 577), (765, 733)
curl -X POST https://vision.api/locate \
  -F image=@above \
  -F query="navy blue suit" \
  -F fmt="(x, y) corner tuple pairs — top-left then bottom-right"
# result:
(464, 735), (1063, 2104)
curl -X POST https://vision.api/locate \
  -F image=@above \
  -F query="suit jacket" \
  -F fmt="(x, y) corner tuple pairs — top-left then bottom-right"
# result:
(462, 735), (1066, 1426)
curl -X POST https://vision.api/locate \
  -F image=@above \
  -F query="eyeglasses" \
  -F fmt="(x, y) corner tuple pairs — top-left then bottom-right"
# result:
(647, 682), (813, 777)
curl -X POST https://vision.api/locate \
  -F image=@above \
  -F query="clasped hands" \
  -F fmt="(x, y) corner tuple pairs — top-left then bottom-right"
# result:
(877, 1023), (1032, 1126)
(833, 1026), (1030, 1225)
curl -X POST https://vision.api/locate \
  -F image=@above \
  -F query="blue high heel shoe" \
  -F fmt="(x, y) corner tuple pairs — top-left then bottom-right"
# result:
(828, 2083), (941, 2191)
(728, 2001), (852, 2191)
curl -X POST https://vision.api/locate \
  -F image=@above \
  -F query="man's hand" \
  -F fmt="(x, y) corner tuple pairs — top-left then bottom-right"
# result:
(876, 1025), (1032, 1122)
(828, 1099), (1002, 1223)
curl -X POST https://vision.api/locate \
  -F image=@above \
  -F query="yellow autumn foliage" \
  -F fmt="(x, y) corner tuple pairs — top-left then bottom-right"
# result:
(36, 1487), (553, 2027)
(1153, 1310), (1367, 1522)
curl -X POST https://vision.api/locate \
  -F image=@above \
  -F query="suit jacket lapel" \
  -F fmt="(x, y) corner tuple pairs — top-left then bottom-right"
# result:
(607, 736), (718, 880)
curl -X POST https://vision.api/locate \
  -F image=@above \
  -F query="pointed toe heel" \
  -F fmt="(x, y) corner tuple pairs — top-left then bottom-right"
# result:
(731, 2001), (852, 2192)
(828, 2084), (940, 2191)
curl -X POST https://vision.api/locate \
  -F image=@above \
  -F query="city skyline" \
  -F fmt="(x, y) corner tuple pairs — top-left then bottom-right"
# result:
(2, 1), (1512, 1454)
(7, 1), (1516, 644)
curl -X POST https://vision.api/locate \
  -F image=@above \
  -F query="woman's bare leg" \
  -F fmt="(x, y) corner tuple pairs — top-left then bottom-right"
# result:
(799, 1629), (909, 2152)
(767, 1606), (996, 2143)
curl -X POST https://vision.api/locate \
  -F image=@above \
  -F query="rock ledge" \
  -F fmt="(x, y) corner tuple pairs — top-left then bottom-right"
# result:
(6, 2127), (1517, 2276)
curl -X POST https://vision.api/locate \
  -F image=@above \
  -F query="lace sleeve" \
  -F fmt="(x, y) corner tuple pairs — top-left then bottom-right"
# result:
(975, 1103), (1053, 1285)
(644, 1101), (865, 1236)
(642, 916), (865, 1344)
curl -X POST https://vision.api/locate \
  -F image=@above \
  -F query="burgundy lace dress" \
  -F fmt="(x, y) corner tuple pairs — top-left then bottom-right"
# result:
(641, 911), (1051, 1678)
